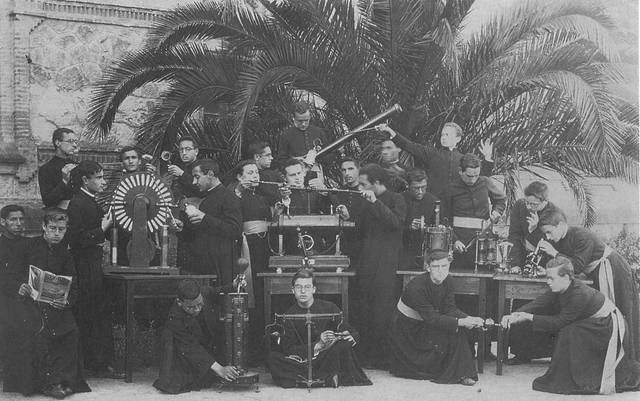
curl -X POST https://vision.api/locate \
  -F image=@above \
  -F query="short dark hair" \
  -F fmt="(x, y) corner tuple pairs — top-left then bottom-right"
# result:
(235, 160), (258, 177)
(70, 160), (103, 191)
(340, 157), (360, 169)
(546, 255), (574, 279)
(406, 168), (427, 185)
(280, 158), (303, 175)
(0, 205), (25, 219)
(193, 158), (220, 177)
(247, 141), (270, 158)
(524, 181), (549, 201)
(52, 128), (74, 150)
(459, 153), (481, 171)
(426, 249), (452, 264)
(291, 268), (316, 287)
(177, 279), (201, 300)
(359, 163), (390, 187)
(179, 136), (199, 149)
(43, 207), (68, 225)
(539, 209), (567, 227)
(119, 146), (140, 162)
(293, 101), (311, 115)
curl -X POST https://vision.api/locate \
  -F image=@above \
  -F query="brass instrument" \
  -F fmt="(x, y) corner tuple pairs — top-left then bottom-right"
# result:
(315, 103), (403, 159)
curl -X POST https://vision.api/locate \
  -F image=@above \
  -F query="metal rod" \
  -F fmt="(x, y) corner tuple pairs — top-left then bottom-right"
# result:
(259, 181), (361, 194)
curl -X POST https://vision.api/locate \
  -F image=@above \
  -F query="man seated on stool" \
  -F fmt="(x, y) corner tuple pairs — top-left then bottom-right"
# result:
(266, 269), (371, 388)
(154, 279), (239, 394)
(501, 256), (640, 395)
(389, 250), (483, 385)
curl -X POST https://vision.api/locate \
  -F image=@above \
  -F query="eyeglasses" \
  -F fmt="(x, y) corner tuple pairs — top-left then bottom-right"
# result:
(45, 226), (67, 233)
(525, 200), (543, 207)
(293, 284), (314, 292)
(179, 147), (195, 153)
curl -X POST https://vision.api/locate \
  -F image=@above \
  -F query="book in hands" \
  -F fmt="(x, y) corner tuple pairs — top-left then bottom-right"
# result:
(28, 265), (72, 306)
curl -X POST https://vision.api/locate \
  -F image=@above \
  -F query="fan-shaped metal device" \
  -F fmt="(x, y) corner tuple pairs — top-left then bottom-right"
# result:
(111, 172), (173, 233)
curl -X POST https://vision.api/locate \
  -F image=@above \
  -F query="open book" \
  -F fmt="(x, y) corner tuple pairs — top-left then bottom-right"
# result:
(28, 265), (72, 306)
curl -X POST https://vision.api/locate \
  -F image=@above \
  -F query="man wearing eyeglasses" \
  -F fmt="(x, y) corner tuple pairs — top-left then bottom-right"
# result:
(38, 128), (79, 209)
(168, 136), (203, 201)
(267, 269), (371, 388)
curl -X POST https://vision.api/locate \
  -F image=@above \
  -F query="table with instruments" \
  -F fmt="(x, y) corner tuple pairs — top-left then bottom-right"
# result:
(104, 272), (217, 382)
(258, 270), (356, 324)
(397, 269), (494, 373)
(493, 273), (592, 375)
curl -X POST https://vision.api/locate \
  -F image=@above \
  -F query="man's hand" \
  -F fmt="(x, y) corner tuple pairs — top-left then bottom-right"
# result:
(500, 312), (532, 328)
(212, 362), (240, 382)
(361, 190), (377, 203)
(51, 299), (68, 310)
(169, 218), (184, 232)
(186, 206), (205, 225)
(307, 177), (326, 191)
(478, 138), (494, 162)
(335, 205), (350, 220)
(144, 164), (157, 174)
(410, 218), (423, 231)
(167, 165), (184, 177)
(538, 239), (559, 258)
(376, 123), (397, 139)
(454, 240), (466, 253)
(101, 214), (113, 232)
(61, 163), (77, 185)
(335, 330), (355, 344)
(526, 212), (539, 233)
(304, 149), (318, 166)
(458, 317), (483, 329)
(18, 283), (33, 297)
(490, 210), (501, 223)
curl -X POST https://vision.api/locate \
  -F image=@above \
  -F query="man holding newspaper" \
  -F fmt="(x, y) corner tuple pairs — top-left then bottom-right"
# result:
(2, 208), (90, 399)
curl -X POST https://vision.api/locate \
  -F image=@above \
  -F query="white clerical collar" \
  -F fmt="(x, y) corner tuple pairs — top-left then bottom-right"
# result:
(81, 187), (96, 198)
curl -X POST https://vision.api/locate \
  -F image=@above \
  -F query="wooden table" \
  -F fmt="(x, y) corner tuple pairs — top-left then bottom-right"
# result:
(104, 272), (217, 382)
(258, 270), (356, 324)
(397, 269), (494, 373)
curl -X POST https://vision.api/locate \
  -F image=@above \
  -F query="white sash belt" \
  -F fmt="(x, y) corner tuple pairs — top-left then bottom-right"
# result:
(453, 216), (485, 229)
(243, 220), (268, 235)
(397, 298), (423, 321)
(585, 246), (616, 304)
(596, 298), (626, 395)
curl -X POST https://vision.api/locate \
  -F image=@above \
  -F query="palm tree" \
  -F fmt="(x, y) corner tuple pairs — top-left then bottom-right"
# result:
(86, 0), (638, 225)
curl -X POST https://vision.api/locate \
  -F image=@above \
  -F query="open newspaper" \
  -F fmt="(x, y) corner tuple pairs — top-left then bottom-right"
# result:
(28, 265), (72, 306)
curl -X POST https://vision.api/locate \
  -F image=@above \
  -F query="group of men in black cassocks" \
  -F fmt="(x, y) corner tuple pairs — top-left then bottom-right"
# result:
(2, 99), (640, 398)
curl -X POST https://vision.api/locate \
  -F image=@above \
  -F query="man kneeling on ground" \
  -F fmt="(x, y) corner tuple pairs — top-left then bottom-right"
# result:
(267, 268), (371, 388)
(153, 279), (238, 394)
(502, 256), (640, 395)
(389, 249), (483, 386)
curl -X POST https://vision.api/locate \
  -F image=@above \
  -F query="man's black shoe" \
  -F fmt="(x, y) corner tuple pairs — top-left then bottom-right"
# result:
(61, 386), (73, 397)
(90, 365), (125, 379)
(42, 384), (66, 399)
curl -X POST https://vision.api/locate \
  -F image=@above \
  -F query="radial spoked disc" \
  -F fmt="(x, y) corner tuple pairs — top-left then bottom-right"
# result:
(111, 172), (172, 233)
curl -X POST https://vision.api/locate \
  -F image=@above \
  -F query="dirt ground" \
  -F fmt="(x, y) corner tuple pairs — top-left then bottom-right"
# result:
(2, 360), (638, 401)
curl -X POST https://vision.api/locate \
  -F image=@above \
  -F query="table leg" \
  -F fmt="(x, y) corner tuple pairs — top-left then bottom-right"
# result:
(125, 282), (135, 383)
(477, 278), (487, 374)
(341, 277), (349, 323)
(496, 281), (506, 376)
(264, 278), (272, 325)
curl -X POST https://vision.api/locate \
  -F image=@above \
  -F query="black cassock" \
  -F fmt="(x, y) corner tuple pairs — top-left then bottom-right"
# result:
(38, 155), (75, 208)
(184, 184), (241, 285)
(67, 190), (115, 372)
(2, 237), (90, 395)
(154, 285), (228, 394)
(389, 273), (477, 383)
(551, 226), (640, 361)
(517, 280), (640, 394)
(266, 299), (371, 388)
(507, 198), (561, 268)
(351, 190), (406, 366)
(400, 190), (438, 269)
